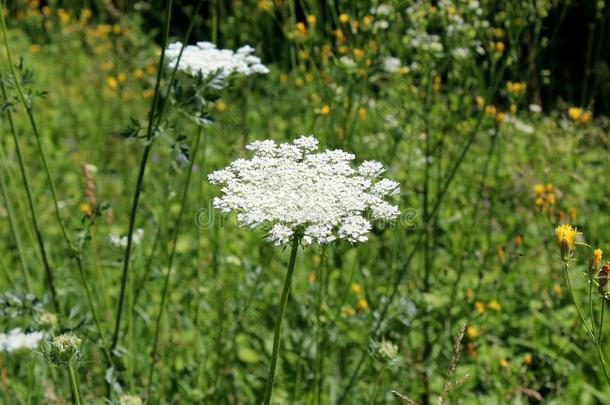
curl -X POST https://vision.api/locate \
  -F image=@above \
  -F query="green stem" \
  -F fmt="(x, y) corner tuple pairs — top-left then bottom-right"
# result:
(0, 144), (31, 292)
(563, 261), (595, 340)
(68, 365), (82, 405)
(111, 0), (174, 351)
(0, 0), (71, 247)
(0, 71), (59, 312)
(263, 237), (299, 405)
(146, 126), (204, 397)
(599, 298), (605, 343)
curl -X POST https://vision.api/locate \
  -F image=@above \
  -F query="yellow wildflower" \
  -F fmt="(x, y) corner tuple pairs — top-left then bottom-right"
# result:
(592, 248), (603, 268)
(475, 301), (485, 314)
(29, 44), (41, 54)
(308, 273), (316, 283)
(568, 107), (582, 121)
(488, 300), (501, 310)
(433, 75), (441, 92)
(357, 298), (368, 311)
(568, 207), (577, 221)
(339, 13), (349, 23)
(466, 288), (474, 299)
(351, 283), (361, 294)
(499, 358), (508, 368)
(295, 22), (307, 35)
(320, 104), (330, 115)
(257, 0), (272, 11)
(106, 76), (118, 90)
(362, 15), (373, 27)
(523, 354), (532, 365)
(344, 306), (355, 317)
(79, 202), (91, 216)
(495, 41), (505, 52)
(555, 224), (578, 260)
(352, 48), (364, 60)
(215, 100), (226, 111)
(358, 107), (367, 120)
(475, 95), (484, 107)
(533, 183), (545, 195)
(553, 284), (562, 295)
(133, 69), (144, 79)
(515, 234), (523, 247)
(466, 326), (478, 338)
(143, 89), (154, 98)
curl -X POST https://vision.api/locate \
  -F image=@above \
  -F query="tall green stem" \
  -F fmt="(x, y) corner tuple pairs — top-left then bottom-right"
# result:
(263, 237), (299, 405)
(111, 0), (174, 351)
(0, 143), (30, 291)
(68, 365), (82, 405)
(146, 126), (204, 397)
(563, 261), (610, 387)
(0, 72), (59, 312)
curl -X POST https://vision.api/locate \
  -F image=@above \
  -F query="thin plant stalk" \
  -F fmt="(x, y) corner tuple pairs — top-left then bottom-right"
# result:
(337, 48), (513, 403)
(146, 125), (204, 397)
(111, 0), (174, 351)
(563, 260), (610, 388)
(599, 298), (605, 343)
(0, 71), (59, 312)
(68, 365), (82, 405)
(263, 237), (299, 405)
(0, 143), (31, 291)
(0, 2), (71, 247)
(112, 0), (205, 351)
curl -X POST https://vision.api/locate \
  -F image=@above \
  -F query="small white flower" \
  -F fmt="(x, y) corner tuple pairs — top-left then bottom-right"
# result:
(529, 104), (542, 113)
(0, 329), (44, 352)
(166, 41), (269, 82)
(209, 136), (400, 245)
(381, 56), (401, 73)
(378, 340), (399, 359)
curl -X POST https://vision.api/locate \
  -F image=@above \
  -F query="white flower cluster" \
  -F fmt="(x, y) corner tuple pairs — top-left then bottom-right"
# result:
(109, 228), (144, 248)
(378, 340), (399, 359)
(165, 42), (269, 80)
(0, 329), (44, 352)
(209, 136), (400, 246)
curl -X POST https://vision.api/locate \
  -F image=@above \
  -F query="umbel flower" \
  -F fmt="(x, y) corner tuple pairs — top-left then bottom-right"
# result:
(44, 333), (82, 367)
(165, 41), (269, 81)
(209, 136), (399, 404)
(208, 136), (401, 245)
(0, 329), (44, 352)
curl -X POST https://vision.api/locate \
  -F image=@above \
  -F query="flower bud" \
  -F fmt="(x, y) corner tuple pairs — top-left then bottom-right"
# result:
(598, 262), (610, 298)
(45, 334), (82, 367)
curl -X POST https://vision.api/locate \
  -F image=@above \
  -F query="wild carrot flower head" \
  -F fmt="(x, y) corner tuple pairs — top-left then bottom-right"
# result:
(208, 136), (400, 246)
(45, 333), (82, 367)
(165, 41), (269, 81)
(555, 224), (578, 260)
(0, 329), (44, 352)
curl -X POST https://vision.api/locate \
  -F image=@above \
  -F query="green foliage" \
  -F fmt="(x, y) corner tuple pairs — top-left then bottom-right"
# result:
(0, 1), (609, 404)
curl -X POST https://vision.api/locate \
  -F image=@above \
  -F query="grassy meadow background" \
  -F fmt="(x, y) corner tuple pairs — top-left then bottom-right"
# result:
(1, 0), (610, 403)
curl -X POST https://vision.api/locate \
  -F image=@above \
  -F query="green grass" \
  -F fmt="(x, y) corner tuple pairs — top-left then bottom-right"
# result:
(0, 1), (609, 404)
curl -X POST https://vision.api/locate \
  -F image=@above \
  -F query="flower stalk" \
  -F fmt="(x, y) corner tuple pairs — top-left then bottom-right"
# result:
(263, 236), (299, 405)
